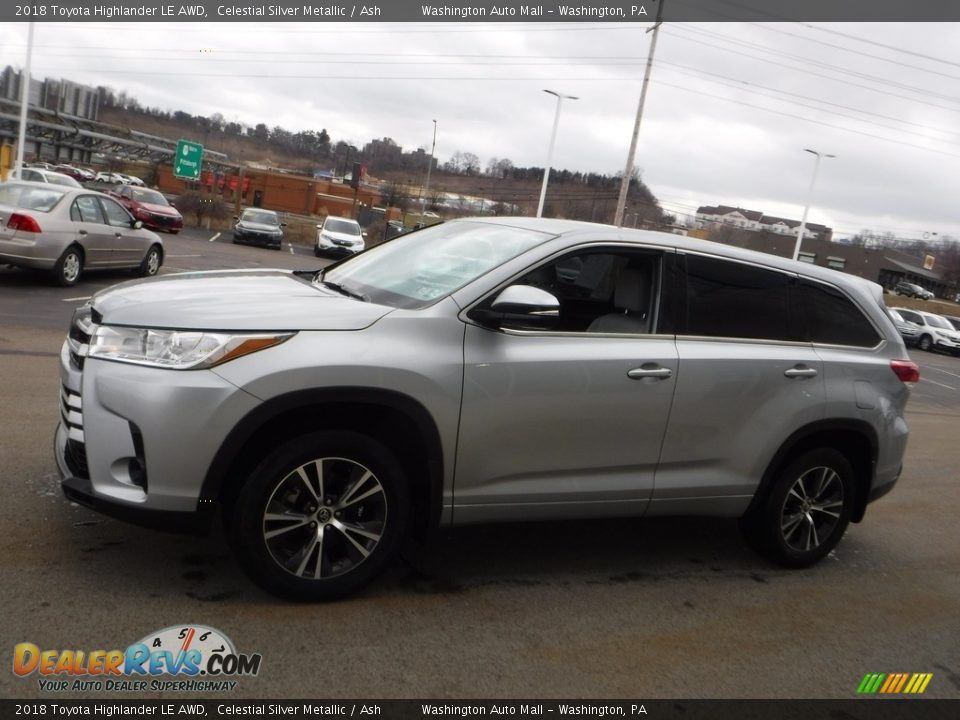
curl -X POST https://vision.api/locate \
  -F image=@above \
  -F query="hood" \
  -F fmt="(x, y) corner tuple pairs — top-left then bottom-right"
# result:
(141, 202), (180, 217)
(91, 269), (394, 331)
(238, 220), (281, 232)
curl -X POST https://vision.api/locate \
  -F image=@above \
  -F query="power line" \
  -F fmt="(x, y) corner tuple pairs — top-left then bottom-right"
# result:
(801, 23), (960, 70)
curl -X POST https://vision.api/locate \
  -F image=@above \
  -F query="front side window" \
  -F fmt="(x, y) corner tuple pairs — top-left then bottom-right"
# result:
(501, 249), (662, 334)
(681, 254), (799, 342)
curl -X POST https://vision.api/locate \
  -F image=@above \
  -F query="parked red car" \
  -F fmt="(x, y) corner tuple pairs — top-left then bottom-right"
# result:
(110, 185), (183, 233)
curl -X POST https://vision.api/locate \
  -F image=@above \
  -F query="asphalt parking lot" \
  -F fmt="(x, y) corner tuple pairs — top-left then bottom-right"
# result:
(1, 231), (958, 700)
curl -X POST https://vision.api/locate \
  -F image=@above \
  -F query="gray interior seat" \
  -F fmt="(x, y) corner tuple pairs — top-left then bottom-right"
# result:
(586, 267), (651, 334)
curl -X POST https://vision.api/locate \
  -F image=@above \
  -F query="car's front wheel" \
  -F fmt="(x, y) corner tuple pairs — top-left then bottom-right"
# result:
(919, 335), (933, 352)
(230, 431), (409, 600)
(742, 448), (854, 568)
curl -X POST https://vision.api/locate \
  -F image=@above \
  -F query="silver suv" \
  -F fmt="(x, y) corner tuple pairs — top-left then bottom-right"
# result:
(55, 218), (918, 600)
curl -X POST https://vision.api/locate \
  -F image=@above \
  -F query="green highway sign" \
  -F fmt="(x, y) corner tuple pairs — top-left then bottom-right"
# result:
(173, 139), (203, 180)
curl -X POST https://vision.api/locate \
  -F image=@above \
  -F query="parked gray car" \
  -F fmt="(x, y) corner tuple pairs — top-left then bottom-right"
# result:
(55, 218), (917, 600)
(0, 182), (164, 286)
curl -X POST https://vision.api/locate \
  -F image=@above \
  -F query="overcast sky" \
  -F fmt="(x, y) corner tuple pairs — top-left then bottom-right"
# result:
(2, 20), (959, 240)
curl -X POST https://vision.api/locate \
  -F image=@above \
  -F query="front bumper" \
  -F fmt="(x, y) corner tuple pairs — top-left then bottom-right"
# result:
(234, 230), (282, 247)
(55, 337), (260, 532)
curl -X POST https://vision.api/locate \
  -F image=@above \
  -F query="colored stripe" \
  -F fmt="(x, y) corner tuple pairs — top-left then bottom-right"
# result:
(893, 673), (910, 693)
(917, 674), (933, 694)
(879, 675), (896, 693)
(856, 674), (873, 693)
(869, 674), (887, 694)
(904, 674), (919, 693)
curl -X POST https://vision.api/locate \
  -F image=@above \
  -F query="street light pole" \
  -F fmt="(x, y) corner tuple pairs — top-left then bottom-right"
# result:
(536, 89), (578, 218)
(419, 119), (437, 224)
(792, 148), (835, 260)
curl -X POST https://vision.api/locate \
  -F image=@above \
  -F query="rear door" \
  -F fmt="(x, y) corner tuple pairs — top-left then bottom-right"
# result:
(69, 195), (112, 267)
(652, 253), (826, 515)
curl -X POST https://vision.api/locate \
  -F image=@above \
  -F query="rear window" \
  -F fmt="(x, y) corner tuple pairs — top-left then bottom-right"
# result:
(797, 280), (881, 347)
(0, 183), (67, 212)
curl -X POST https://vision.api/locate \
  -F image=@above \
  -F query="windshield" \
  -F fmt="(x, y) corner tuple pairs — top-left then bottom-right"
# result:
(241, 210), (279, 225)
(925, 314), (953, 330)
(324, 218), (361, 235)
(132, 188), (168, 205)
(0, 183), (67, 212)
(320, 221), (551, 309)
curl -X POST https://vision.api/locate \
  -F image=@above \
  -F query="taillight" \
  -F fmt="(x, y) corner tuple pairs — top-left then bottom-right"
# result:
(890, 359), (920, 385)
(7, 213), (42, 233)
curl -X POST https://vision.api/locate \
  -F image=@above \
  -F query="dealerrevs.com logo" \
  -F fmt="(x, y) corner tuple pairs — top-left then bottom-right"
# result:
(14, 625), (262, 693)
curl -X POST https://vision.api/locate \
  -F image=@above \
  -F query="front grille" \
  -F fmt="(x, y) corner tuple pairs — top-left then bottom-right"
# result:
(60, 384), (88, 479)
(152, 214), (177, 226)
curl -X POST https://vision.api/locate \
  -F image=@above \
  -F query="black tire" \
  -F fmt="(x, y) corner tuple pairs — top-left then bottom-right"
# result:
(314, 247), (322, 258)
(138, 244), (162, 277)
(229, 431), (410, 601)
(741, 448), (855, 568)
(52, 246), (83, 287)
(918, 335), (933, 352)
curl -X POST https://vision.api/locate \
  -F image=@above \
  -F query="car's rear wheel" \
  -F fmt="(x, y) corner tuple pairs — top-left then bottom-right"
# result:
(742, 448), (854, 568)
(138, 244), (162, 277)
(52, 246), (83, 287)
(919, 335), (933, 351)
(229, 431), (409, 600)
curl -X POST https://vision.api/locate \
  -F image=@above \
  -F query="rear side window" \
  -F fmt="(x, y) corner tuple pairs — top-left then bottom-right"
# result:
(72, 196), (105, 224)
(682, 255), (799, 341)
(796, 280), (881, 347)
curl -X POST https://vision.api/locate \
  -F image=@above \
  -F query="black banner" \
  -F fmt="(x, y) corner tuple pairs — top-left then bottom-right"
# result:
(4, 0), (960, 23)
(1, 700), (959, 720)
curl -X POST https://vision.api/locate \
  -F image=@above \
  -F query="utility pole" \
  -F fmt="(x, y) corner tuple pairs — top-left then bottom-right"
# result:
(614, 0), (664, 227)
(419, 119), (437, 224)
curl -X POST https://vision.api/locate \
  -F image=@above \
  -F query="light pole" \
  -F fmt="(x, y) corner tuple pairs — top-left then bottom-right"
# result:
(419, 119), (437, 224)
(14, 22), (35, 177)
(536, 89), (578, 218)
(792, 148), (835, 260)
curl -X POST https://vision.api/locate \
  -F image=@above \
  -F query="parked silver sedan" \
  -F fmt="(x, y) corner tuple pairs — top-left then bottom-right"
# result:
(0, 181), (163, 287)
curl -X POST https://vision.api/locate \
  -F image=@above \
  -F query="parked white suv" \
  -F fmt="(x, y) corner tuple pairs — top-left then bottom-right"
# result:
(315, 215), (365, 257)
(56, 218), (918, 600)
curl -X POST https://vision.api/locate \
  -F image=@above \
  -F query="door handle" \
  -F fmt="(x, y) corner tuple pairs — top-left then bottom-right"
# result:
(784, 366), (818, 379)
(627, 366), (673, 380)
(78, 230), (87, 236)
(114, 232), (122, 238)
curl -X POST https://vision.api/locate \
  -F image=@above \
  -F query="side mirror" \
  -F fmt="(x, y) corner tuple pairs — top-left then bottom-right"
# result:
(475, 285), (559, 331)
(131, 220), (144, 230)
(316, 224), (323, 229)
(281, 222), (288, 227)
(233, 215), (239, 221)
(362, 231), (368, 238)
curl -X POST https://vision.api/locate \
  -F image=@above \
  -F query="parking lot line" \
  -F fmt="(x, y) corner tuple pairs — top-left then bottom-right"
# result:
(208, 233), (221, 242)
(921, 377), (957, 391)
(167, 254), (202, 258)
(927, 366), (960, 380)
(61, 296), (91, 302)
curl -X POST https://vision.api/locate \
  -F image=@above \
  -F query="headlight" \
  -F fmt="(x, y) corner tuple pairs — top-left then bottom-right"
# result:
(88, 327), (295, 370)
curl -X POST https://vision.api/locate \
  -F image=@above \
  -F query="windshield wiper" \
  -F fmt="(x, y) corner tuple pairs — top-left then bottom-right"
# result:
(319, 279), (368, 302)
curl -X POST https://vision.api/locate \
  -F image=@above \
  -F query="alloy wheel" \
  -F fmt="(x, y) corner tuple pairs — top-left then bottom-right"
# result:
(779, 465), (844, 553)
(261, 457), (387, 580)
